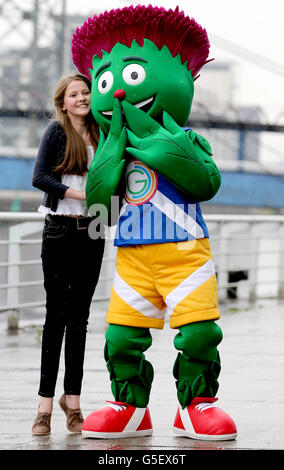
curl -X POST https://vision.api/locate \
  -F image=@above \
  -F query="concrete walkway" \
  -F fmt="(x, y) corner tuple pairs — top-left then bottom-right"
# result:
(0, 299), (284, 452)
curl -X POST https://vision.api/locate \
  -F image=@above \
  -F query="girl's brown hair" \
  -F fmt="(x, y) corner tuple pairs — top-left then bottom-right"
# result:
(53, 73), (99, 175)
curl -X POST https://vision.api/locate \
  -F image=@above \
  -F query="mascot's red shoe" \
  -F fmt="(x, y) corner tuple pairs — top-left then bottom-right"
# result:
(173, 397), (237, 441)
(82, 401), (153, 439)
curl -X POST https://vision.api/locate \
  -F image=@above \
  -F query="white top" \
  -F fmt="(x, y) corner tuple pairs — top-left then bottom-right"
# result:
(38, 146), (94, 217)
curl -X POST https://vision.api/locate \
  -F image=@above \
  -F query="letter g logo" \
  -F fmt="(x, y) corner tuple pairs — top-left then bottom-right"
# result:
(124, 160), (158, 205)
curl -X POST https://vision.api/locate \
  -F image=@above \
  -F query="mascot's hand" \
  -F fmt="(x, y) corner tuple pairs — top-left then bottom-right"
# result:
(122, 101), (221, 201)
(86, 99), (126, 211)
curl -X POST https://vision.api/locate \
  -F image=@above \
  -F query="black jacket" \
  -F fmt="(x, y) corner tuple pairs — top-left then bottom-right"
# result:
(32, 120), (70, 212)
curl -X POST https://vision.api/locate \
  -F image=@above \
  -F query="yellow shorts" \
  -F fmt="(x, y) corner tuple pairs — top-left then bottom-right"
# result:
(106, 238), (220, 329)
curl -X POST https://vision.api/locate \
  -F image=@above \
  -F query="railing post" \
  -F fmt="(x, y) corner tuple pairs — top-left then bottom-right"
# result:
(7, 226), (20, 330)
(248, 221), (258, 301)
(217, 221), (229, 303)
(278, 222), (284, 298)
(255, 222), (279, 299)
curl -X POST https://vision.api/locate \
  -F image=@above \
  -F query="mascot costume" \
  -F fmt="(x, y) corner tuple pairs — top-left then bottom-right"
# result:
(72, 4), (237, 441)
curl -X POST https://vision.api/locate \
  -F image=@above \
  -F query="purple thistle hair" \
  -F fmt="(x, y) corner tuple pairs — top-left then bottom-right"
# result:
(71, 4), (211, 80)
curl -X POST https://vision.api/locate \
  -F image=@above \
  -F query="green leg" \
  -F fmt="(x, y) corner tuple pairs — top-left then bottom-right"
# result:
(173, 320), (223, 408)
(104, 324), (154, 408)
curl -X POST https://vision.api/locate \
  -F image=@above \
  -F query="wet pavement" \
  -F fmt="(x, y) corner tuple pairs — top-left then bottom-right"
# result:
(0, 299), (284, 454)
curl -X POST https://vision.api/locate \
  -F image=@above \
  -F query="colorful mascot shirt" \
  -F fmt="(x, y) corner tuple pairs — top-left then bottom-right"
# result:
(115, 158), (209, 246)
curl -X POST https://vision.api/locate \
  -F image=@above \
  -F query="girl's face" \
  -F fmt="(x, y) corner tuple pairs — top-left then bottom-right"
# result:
(62, 80), (91, 118)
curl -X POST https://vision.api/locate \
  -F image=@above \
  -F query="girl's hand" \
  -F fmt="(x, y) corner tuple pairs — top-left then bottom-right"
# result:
(64, 188), (86, 200)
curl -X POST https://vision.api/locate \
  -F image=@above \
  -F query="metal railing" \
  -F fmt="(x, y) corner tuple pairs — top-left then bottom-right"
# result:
(0, 212), (283, 324)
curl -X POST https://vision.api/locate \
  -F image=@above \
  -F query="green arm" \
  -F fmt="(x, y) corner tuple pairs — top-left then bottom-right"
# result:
(122, 101), (221, 202)
(86, 99), (127, 213)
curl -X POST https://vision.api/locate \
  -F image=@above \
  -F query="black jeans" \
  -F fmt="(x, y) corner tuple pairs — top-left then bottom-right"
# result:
(38, 215), (105, 397)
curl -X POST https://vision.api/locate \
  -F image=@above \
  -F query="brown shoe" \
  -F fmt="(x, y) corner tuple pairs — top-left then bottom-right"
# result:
(59, 394), (84, 433)
(32, 408), (51, 436)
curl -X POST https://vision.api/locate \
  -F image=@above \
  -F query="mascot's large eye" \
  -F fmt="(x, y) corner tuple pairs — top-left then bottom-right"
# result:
(98, 71), (114, 94)
(122, 64), (146, 85)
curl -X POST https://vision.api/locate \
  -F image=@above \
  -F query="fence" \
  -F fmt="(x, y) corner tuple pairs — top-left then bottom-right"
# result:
(0, 212), (283, 328)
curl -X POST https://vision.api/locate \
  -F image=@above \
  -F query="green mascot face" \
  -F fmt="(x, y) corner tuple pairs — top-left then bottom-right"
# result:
(89, 39), (194, 134)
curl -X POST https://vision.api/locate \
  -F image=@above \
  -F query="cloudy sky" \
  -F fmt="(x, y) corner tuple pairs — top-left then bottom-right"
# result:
(67, 0), (284, 122)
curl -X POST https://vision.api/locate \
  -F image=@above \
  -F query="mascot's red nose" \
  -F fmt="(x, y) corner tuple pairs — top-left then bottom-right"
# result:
(114, 89), (126, 100)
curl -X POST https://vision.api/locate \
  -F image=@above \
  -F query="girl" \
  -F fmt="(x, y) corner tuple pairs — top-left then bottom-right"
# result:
(31, 73), (105, 435)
